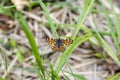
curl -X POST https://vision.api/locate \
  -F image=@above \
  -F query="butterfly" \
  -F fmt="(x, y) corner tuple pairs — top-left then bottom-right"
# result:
(46, 38), (73, 52)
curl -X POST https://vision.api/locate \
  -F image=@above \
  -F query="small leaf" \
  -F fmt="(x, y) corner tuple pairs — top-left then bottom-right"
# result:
(16, 49), (24, 63)
(107, 73), (120, 80)
(94, 52), (104, 58)
(9, 38), (16, 48)
(0, 77), (3, 80)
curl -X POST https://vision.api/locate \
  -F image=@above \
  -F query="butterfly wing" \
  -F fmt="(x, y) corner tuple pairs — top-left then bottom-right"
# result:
(63, 38), (73, 46)
(46, 38), (58, 52)
(52, 45), (58, 52)
(59, 39), (73, 52)
(46, 38), (55, 46)
(59, 45), (66, 52)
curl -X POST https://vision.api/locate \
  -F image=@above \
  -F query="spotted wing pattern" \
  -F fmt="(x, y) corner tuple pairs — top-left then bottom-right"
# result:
(63, 38), (73, 46)
(46, 38), (58, 52)
(47, 38), (73, 52)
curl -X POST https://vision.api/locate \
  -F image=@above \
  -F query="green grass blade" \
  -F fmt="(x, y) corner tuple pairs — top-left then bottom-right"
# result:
(114, 14), (120, 43)
(91, 21), (120, 67)
(107, 73), (120, 80)
(100, 0), (120, 55)
(50, 65), (60, 80)
(62, 71), (71, 80)
(68, 72), (86, 80)
(108, 0), (120, 54)
(0, 77), (3, 80)
(0, 5), (14, 18)
(38, 0), (59, 38)
(65, 60), (86, 80)
(32, 63), (44, 80)
(15, 11), (45, 75)
(72, 0), (95, 39)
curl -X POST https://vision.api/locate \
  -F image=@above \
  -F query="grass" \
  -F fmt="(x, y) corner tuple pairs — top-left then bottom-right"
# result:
(54, 0), (95, 74)
(101, 0), (120, 55)
(38, 0), (59, 39)
(0, 0), (120, 80)
(96, 0), (120, 66)
(16, 11), (45, 79)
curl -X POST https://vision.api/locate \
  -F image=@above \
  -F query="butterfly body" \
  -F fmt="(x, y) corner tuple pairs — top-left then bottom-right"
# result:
(56, 38), (62, 49)
(46, 38), (73, 52)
